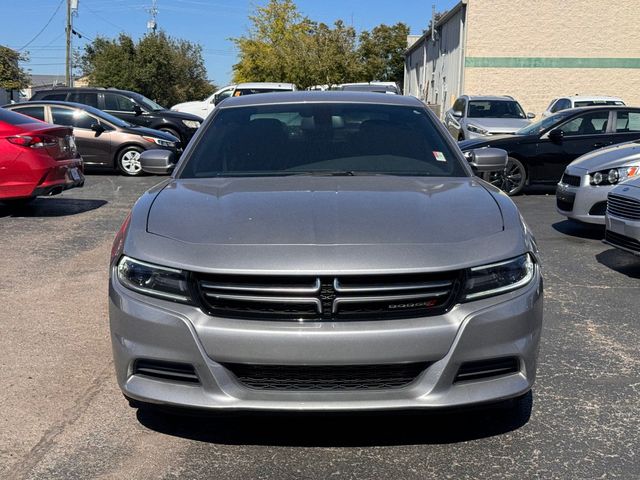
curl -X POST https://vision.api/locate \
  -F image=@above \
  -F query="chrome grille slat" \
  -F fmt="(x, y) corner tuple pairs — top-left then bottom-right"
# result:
(196, 271), (461, 320)
(607, 194), (640, 220)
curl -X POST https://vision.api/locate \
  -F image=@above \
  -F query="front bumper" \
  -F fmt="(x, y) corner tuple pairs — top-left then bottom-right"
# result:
(109, 269), (543, 412)
(556, 170), (612, 225)
(605, 213), (640, 255)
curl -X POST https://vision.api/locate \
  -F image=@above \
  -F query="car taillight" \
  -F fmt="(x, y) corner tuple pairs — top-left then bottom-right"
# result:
(6, 135), (58, 148)
(111, 212), (132, 265)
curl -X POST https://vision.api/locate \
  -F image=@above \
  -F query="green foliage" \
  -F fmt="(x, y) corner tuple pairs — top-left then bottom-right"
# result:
(81, 32), (215, 107)
(0, 46), (30, 90)
(232, 0), (408, 89)
(358, 23), (410, 83)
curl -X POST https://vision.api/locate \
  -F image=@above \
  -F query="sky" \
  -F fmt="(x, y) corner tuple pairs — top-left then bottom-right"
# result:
(1, 0), (457, 86)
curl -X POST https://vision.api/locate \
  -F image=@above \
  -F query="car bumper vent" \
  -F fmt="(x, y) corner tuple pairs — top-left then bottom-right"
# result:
(454, 357), (519, 383)
(224, 362), (430, 391)
(588, 201), (607, 216)
(133, 359), (199, 384)
(560, 173), (581, 187)
(604, 230), (640, 254)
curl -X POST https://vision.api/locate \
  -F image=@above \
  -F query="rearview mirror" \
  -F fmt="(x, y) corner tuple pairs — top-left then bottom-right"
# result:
(549, 128), (564, 143)
(527, 112), (536, 119)
(133, 104), (144, 116)
(467, 148), (508, 173)
(140, 149), (176, 175)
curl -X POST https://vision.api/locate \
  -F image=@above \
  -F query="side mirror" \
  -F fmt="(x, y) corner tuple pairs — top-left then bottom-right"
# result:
(133, 104), (144, 116)
(527, 112), (536, 119)
(452, 110), (463, 118)
(140, 149), (176, 175)
(549, 128), (564, 143)
(212, 94), (220, 105)
(90, 123), (105, 134)
(467, 147), (508, 173)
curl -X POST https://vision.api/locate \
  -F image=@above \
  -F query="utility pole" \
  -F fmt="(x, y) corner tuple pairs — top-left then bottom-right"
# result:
(65, 0), (72, 86)
(147, 0), (158, 33)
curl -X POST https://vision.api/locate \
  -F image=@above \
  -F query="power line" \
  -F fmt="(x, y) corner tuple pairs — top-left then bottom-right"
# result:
(18, 0), (65, 51)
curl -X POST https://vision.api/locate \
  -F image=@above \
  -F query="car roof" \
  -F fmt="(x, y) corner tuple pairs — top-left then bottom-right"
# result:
(235, 82), (296, 89)
(7, 100), (112, 117)
(463, 95), (517, 101)
(34, 87), (134, 95)
(559, 105), (640, 114)
(217, 91), (425, 108)
(566, 95), (624, 101)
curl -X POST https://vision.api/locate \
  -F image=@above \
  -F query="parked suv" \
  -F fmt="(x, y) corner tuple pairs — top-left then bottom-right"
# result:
(30, 88), (203, 145)
(542, 95), (624, 118)
(445, 95), (535, 140)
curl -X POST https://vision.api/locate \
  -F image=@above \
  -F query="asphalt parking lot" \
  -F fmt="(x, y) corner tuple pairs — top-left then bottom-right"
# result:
(1, 174), (639, 480)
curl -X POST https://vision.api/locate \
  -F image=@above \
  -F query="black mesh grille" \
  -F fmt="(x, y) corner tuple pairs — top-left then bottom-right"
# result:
(560, 173), (581, 187)
(588, 201), (607, 216)
(557, 197), (575, 212)
(225, 363), (430, 391)
(605, 230), (640, 254)
(607, 194), (640, 220)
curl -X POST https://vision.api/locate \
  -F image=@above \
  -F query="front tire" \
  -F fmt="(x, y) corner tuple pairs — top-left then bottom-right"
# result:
(117, 146), (144, 176)
(483, 157), (527, 196)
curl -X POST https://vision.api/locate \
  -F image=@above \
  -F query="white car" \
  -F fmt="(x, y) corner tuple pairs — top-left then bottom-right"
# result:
(604, 177), (640, 256)
(542, 95), (624, 118)
(171, 83), (297, 118)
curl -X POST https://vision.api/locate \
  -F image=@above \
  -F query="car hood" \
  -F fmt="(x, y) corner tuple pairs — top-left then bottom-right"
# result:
(466, 118), (531, 133)
(122, 125), (179, 142)
(154, 109), (203, 122)
(131, 176), (528, 274)
(568, 140), (640, 172)
(458, 134), (525, 150)
(171, 100), (204, 111)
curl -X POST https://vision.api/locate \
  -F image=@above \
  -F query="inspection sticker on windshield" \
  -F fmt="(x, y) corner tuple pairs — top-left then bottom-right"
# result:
(433, 151), (447, 162)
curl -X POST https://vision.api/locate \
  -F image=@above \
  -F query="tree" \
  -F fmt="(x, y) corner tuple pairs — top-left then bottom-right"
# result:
(81, 32), (215, 107)
(0, 46), (30, 91)
(358, 23), (410, 84)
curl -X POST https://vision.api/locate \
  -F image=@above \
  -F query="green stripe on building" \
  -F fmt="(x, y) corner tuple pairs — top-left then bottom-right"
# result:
(465, 57), (640, 69)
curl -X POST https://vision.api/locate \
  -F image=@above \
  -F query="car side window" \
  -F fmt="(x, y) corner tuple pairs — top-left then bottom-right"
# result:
(559, 111), (610, 136)
(214, 89), (233, 104)
(615, 111), (640, 133)
(41, 93), (68, 101)
(50, 107), (95, 129)
(104, 93), (137, 112)
(552, 99), (571, 112)
(68, 92), (99, 108)
(11, 106), (46, 121)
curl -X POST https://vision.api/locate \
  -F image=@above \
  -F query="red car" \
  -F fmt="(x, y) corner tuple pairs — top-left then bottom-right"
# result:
(0, 107), (84, 204)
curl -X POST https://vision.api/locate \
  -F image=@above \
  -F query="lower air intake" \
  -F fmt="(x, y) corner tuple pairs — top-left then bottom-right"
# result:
(225, 362), (430, 391)
(454, 357), (519, 383)
(133, 359), (199, 384)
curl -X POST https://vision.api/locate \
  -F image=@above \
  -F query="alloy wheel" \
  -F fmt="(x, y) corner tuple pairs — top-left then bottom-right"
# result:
(119, 149), (142, 176)
(484, 157), (526, 196)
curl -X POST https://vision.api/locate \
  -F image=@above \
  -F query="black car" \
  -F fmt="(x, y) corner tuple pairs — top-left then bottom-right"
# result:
(459, 106), (640, 195)
(30, 87), (203, 145)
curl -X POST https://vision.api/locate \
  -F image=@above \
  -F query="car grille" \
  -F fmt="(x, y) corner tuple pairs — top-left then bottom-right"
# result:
(605, 230), (640, 254)
(194, 272), (462, 320)
(607, 194), (640, 220)
(224, 363), (430, 391)
(560, 173), (581, 187)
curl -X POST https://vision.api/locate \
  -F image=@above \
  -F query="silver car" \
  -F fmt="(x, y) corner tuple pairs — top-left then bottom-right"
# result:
(605, 177), (640, 255)
(109, 92), (543, 414)
(557, 140), (640, 224)
(445, 95), (535, 140)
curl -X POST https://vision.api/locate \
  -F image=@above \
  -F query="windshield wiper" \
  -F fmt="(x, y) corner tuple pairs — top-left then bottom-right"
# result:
(286, 171), (356, 176)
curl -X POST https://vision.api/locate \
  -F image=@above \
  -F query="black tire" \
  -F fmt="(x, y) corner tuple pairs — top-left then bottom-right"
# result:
(482, 156), (527, 196)
(116, 146), (144, 176)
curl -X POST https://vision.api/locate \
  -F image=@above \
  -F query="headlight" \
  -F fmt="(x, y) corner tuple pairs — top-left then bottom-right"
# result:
(182, 120), (200, 128)
(462, 253), (535, 301)
(142, 136), (176, 148)
(467, 124), (491, 135)
(590, 166), (640, 186)
(116, 256), (191, 302)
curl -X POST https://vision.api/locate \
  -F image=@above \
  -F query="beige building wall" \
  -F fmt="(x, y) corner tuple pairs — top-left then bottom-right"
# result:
(462, 0), (640, 115)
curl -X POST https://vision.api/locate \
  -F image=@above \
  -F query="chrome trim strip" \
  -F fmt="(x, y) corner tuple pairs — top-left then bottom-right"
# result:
(203, 292), (322, 313)
(200, 278), (321, 294)
(332, 291), (450, 313)
(333, 278), (452, 293)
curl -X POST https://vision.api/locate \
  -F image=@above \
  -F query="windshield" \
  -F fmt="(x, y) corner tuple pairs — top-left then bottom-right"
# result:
(340, 85), (399, 94)
(516, 110), (575, 135)
(467, 100), (525, 119)
(179, 103), (467, 178)
(133, 94), (165, 111)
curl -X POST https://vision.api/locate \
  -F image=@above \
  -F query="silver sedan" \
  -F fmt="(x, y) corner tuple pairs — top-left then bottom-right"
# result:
(605, 177), (640, 255)
(556, 140), (640, 224)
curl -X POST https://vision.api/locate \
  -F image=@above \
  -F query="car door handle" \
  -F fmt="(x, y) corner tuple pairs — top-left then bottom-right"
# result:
(593, 142), (606, 148)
